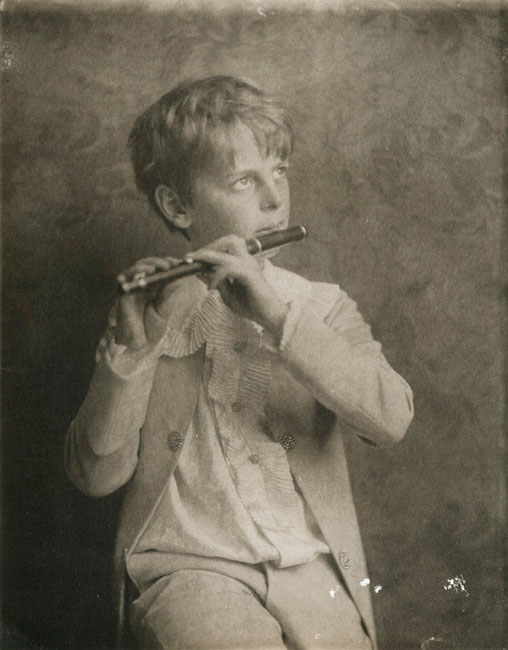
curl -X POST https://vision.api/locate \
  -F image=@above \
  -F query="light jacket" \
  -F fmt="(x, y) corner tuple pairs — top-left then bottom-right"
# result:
(65, 277), (414, 649)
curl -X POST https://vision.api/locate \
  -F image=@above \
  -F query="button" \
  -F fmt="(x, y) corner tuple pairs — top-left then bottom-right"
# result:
(279, 434), (296, 451)
(167, 431), (184, 451)
(231, 401), (243, 413)
(233, 341), (247, 353)
(248, 454), (261, 465)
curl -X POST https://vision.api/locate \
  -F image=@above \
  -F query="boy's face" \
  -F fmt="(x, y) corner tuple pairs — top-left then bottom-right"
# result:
(183, 123), (290, 251)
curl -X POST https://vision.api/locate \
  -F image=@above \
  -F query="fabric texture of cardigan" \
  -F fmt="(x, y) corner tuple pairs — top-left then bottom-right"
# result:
(65, 270), (414, 649)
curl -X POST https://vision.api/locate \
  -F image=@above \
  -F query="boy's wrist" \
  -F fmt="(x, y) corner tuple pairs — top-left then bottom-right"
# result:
(101, 333), (161, 378)
(259, 298), (289, 341)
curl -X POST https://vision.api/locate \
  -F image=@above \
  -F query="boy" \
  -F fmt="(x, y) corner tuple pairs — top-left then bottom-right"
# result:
(65, 76), (413, 650)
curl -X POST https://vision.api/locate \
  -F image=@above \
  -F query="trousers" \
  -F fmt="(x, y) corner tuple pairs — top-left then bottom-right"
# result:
(129, 552), (372, 650)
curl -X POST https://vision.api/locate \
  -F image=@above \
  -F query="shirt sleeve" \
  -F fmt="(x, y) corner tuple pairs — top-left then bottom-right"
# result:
(265, 284), (414, 447)
(64, 301), (170, 496)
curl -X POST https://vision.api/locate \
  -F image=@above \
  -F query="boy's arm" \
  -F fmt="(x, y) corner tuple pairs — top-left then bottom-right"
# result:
(65, 301), (166, 497)
(275, 286), (414, 448)
(186, 236), (412, 446)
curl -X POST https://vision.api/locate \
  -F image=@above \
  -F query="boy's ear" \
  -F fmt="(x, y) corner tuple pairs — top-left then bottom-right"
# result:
(154, 185), (193, 230)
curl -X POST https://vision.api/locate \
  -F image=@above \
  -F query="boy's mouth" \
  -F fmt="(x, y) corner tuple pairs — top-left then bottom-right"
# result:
(254, 225), (286, 237)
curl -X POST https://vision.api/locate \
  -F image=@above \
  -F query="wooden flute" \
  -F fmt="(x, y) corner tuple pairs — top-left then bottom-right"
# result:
(119, 225), (308, 293)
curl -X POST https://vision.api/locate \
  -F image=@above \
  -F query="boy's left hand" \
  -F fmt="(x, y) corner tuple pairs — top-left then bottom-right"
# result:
(186, 235), (288, 339)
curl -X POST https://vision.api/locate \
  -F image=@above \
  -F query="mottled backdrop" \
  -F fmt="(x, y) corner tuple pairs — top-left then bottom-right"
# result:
(2, 3), (507, 649)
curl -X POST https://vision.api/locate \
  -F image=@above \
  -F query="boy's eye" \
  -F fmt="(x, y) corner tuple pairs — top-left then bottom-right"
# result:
(231, 176), (253, 191)
(274, 165), (288, 179)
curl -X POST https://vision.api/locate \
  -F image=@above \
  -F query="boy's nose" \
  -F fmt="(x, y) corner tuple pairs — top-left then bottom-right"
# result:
(260, 181), (282, 211)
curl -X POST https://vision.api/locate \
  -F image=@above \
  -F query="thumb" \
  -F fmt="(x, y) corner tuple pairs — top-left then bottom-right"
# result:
(209, 267), (233, 291)
(116, 293), (148, 348)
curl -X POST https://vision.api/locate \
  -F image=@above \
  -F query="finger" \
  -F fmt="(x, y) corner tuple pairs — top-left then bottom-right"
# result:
(118, 257), (179, 282)
(118, 273), (152, 287)
(185, 250), (238, 267)
(218, 235), (249, 256)
(129, 258), (171, 274)
(139, 256), (174, 268)
(196, 269), (214, 287)
(118, 263), (155, 280)
(165, 256), (182, 266)
(186, 234), (249, 258)
(216, 281), (232, 307)
(216, 280), (244, 316)
(118, 271), (145, 285)
(117, 263), (161, 283)
(209, 267), (232, 291)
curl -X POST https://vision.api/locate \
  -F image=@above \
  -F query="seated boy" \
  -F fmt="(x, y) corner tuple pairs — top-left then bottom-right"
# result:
(65, 75), (414, 650)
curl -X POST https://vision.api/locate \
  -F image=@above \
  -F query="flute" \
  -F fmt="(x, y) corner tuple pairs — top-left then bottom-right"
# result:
(119, 225), (308, 294)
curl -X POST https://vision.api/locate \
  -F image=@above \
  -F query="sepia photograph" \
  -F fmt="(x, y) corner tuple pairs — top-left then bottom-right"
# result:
(1, 0), (507, 649)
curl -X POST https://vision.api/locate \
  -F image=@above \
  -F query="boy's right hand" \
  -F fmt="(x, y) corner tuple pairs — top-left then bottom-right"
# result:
(115, 256), (182, 353)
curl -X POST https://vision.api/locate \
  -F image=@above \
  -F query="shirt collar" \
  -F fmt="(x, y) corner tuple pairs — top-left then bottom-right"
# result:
(158, 261), (312, 358)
